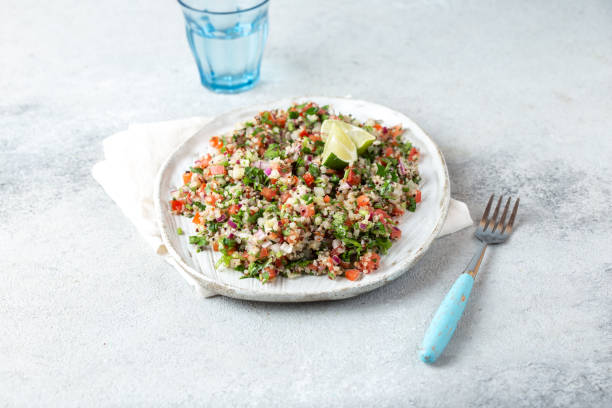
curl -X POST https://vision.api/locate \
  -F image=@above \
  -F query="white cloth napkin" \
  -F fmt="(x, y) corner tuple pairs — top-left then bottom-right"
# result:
(92, 118), (473, 298)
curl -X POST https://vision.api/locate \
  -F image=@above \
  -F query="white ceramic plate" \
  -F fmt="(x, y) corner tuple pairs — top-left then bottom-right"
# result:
(155, 97), (449, 302)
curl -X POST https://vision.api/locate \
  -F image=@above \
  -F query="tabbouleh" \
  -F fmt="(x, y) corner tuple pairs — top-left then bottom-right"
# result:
(169, 102), (422, 282)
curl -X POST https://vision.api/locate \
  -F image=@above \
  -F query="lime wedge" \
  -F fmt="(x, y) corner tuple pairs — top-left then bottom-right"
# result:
(322, 122), (357, 170)
(321, 119), (376, 155)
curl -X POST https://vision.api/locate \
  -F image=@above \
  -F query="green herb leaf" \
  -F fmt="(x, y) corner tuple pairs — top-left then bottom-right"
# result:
(407, 196), (417, 212)
(243, 167), (268, 190)
(207, 221), (220, 234)
(263, 143), (281, 159)
(215, 254), (232, 268)
(301, 193), (314, 204)
(305, 106), (318, 115)
(247, 208), (264, 224)
(192, 201), (206, 210)
(371, 237), (392, 254)
(400, 142), (413, 155)
(308, 164), (320, 177)
(313, 140), (325, 155)
(189, 235), (209, 247)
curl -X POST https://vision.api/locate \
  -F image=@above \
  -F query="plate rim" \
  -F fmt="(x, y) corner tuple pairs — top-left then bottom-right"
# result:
(154, 96), (450, 302)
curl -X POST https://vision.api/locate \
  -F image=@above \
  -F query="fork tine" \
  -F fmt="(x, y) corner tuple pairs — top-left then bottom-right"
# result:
(479, 194), (495, 228)
(485, 195), (503, 231)
(494, 196), (512, 233)
(503, 197), (520, 235)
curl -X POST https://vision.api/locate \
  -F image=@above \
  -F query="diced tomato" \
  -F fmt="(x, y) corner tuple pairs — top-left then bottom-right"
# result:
(299, 129), (309, 138)
(346, 169), (361, 186)
(303, 172), (315, 187)
(391, 206), (404, 216)
(280, 192), (291, 203)
(408, 147), (419, 161)
(274, 258), (283, 267)
(414, 189), (422, 203)
(259, 247), (269, 259)
(357, 194), (370, 207)
(309, 133), (321, 142)
(384, 147), (395, 157)
(373, 123), (382, 131)
(192, 212), (201, 225)
(370, 253), (381, 268)
(199, 153), (212, 168)
(280, 218), (289, 226)
(197, 183), (207, 194)
(265, 266), (277, 279)
(390, 226), (401, 240)
(300, 204), (315, 218)
(268, 232), (280, 241)
(261, 187), (278, 201)
(209, 136), (223, 149)
(209, 165), (226, 176)
(205, 194), (221, 206)
(212, 241), (219, 251)
(358, 252), (381, 273)
(373, 209), (390, 222)
(183, 172), (192, 185)
(390, 125), (403, 138)
(345, 269), (361, 281)
(170, 200), (183, 212)
(324, 195), (331, 203)
(227, 248), (236, 255)
(228, 204), (240, 215)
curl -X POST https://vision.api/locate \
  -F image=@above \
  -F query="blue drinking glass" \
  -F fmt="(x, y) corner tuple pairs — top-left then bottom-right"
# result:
(177, 0), (269, 93)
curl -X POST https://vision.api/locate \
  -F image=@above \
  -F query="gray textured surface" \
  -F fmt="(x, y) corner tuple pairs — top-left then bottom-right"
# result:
(1, 0), (611, 406)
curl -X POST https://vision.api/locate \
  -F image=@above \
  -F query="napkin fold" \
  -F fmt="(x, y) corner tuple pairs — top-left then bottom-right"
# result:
(92, 117), (473, 298)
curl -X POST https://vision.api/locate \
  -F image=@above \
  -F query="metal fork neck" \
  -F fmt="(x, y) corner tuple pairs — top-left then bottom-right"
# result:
(465, 241), (488, 278)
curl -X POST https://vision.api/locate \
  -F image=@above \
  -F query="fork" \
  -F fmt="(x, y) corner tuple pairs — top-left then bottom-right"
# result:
(419, 194), (520, 364)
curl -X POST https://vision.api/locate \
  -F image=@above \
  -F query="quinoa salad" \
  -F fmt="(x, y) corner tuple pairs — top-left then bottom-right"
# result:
(169, 102), (422, 283)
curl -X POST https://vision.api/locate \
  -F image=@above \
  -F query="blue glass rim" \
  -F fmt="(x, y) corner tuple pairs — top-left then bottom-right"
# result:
(177, 0), (269, 15)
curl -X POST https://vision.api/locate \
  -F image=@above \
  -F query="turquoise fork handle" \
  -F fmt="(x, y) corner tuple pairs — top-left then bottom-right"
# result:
(419, 273), (474, 363)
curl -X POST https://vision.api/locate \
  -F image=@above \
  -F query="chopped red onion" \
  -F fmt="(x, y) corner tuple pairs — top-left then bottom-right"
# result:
(216, 214), (227, 223)
(368, 212), (373, 221)
(264, 168), (272, 176)
(398, 160), (407, 176)
(228, 220), (237, 229)
(359, 223), (367, 230)
(382, 126), (388, 134)
(331, 255), (341, 265)
(228, 233), (235, 239)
